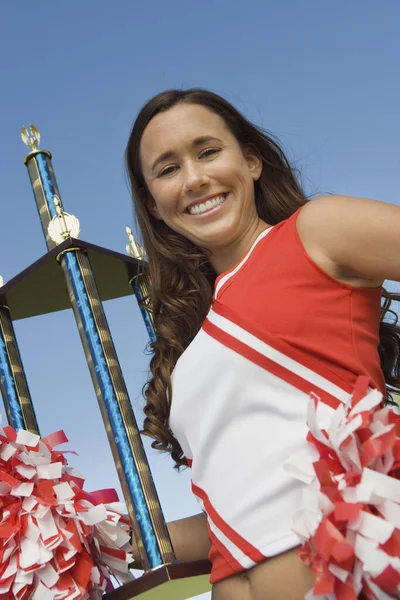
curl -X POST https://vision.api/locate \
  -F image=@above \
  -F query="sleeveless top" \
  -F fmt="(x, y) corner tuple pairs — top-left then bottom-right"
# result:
(169, 207), (385, 584)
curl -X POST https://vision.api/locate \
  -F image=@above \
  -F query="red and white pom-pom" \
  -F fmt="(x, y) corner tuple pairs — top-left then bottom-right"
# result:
(0, 424), (133, 600)
(287, 376), (400, 600)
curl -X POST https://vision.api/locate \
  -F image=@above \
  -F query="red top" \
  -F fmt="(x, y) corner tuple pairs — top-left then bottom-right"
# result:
(214, 208), (385, 398)
(170, 207), (385, 585)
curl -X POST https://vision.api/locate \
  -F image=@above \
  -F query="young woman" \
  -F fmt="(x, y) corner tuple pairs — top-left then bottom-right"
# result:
(125, 89), (400, 600)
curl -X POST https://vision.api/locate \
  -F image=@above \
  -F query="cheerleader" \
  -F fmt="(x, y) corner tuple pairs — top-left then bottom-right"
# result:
(125, 88), (400, 599)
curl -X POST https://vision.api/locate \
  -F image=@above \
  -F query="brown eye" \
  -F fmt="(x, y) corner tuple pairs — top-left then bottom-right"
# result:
(199, 148), (220, 159)
(159, 165), (178, 177)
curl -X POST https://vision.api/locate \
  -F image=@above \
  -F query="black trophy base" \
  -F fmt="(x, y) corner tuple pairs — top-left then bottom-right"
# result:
(104, 560), (212, 600)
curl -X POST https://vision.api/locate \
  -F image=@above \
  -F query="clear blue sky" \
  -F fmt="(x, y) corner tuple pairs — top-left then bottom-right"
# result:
(1, 1), (399, 597)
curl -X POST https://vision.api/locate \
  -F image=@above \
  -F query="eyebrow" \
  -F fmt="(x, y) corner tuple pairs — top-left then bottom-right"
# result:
(151, 135), (223, 174)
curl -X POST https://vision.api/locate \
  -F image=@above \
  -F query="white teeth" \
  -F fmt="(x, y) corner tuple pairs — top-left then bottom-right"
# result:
(188, 194), (226, 215)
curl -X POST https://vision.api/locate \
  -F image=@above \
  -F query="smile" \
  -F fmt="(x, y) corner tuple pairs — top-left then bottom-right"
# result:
(187, 194), (227, 216)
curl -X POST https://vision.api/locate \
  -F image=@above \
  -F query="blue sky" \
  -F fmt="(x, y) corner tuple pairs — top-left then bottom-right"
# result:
(1, 1), (399, 597)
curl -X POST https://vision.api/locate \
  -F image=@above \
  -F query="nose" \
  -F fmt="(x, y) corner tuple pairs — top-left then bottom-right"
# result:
(183, 160), (209, 193)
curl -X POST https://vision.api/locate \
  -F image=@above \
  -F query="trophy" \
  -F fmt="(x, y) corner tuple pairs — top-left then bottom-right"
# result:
(0, 125), (211, 599)
(125, 227), (156, 343)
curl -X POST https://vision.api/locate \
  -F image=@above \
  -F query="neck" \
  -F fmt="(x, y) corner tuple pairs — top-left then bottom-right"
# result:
(210, 219), (270, 275)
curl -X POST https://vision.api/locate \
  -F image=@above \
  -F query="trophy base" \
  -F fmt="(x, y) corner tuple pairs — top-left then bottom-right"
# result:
(104, 560), (212, 599)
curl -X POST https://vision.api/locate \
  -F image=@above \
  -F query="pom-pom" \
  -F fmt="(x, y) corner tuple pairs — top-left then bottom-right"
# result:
(0, 424), (133, 599)
(286, 376), (400, 599)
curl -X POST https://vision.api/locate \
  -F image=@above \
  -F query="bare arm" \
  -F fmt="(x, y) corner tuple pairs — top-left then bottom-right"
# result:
(168, 512), (211, 562)
(297, 195), (400, 285)
(131, 512), (210, 568)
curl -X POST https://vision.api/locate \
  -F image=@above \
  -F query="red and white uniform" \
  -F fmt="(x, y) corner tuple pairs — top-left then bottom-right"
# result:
(169, 208), (384, 584)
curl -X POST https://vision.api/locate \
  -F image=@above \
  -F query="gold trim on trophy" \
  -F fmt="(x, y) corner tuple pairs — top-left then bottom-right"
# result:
(0, 306), (40, 435)
(25, 156), (59, 249)
(21, 124), (41, 150)
(58, 249), (174, 569)
(126, 228), (154, 324)
(21, 125), (52, 164)
(55, 247), (84, 264)
(48, 195), (81, 245)
(126, 227), (147, 261)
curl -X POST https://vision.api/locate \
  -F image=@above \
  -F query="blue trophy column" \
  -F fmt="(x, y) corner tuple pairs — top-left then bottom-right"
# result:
(125, 227), (156, 343)
(0, 304), (40, 434)
(23, 139), (175, 571)
(129, 275), (156, 343)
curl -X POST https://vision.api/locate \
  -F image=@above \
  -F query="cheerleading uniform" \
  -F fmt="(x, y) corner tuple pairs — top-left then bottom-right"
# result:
(169, 207), (385, 586)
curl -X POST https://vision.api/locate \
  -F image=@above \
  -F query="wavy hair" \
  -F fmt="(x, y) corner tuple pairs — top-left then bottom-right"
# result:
(125, 88), (400, 468)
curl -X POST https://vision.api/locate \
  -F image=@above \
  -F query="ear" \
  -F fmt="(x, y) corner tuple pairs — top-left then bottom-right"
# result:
(244, 146), (262, 182)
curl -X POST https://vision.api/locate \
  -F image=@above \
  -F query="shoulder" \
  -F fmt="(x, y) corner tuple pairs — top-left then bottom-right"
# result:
(297, 193), (396, 238)
(296, 195), (384, 287)
(296, 194), (351, 254)
(296, 195), (342, 247)
(297, 194), (353, 231)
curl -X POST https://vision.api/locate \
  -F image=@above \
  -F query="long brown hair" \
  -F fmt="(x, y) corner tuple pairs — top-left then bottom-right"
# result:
(125, 88), (400, 468)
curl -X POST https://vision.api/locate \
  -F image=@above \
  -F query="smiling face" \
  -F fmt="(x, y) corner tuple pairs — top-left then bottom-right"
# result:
(139, 103), (266, 273)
